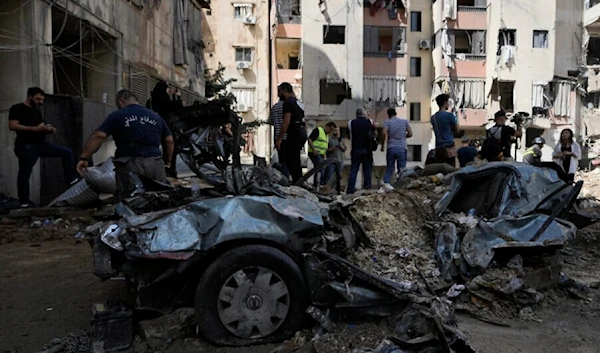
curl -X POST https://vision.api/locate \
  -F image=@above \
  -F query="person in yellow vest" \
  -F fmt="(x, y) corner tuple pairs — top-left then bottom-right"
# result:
(307, 122), (337, 188)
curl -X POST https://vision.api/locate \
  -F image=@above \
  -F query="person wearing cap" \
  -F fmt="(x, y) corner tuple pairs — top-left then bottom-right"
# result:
(347, 108), (375, 194)
(486, 110), (522, 161)
(457, 136), (479, 167)
(523, 137), (545, 166)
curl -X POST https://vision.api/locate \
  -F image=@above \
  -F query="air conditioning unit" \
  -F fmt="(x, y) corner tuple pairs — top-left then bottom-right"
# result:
(236, 103), (249, 112)
(236, 61), (251, 70)
(419, 40), (432, 50)
(243, 16), (257, 25)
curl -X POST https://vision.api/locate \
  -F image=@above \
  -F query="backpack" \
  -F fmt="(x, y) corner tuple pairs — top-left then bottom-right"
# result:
(481, 127), (504, 161)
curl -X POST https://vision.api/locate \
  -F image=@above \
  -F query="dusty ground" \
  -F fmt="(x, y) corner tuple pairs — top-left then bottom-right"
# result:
(1, 219), (600, 352)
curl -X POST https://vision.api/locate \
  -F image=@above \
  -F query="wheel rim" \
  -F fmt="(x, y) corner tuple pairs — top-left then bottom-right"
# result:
(217, 266), (290, 339)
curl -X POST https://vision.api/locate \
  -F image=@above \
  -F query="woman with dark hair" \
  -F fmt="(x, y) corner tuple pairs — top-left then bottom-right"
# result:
(147, 81), (183, 177)
(552, 128), (581, 183)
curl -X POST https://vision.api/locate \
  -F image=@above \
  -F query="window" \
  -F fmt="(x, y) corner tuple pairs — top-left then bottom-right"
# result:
(319, 79), (351, 105)
(410, 57), (421, 77)
(410, 102), (421, 121)
(323, 25), (345, 44)
(533, 30), (548, 48)
(234, 4), (252, 19)
(364, 26), (406, 55)
(451, 30), (486, 55)
(497, 29), (516, 55)
(491, 80), (515, 112)
(235, 47), (252, 62)
(407, 145), (422, 162)
(410, 12), (421, 32)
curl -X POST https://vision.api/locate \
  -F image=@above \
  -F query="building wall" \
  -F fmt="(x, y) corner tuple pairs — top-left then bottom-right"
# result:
(202, 0), (270, 160)
(302, 0), (363, 121)
(0, 0), (206, 203)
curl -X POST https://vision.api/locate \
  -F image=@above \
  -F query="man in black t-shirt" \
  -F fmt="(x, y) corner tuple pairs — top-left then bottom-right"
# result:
(8, 87), (77, 208)
(487, 110), (522, 161)
(276, 82), (306, 183)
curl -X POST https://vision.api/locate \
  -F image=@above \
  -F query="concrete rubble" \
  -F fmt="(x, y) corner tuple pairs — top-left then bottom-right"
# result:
(12, 103), (599, 353)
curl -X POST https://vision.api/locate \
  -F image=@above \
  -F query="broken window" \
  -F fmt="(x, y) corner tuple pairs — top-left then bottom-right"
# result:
(235, 48), (252, 62)
(533, 30), (548, 48)
(410, 102), (421, 121)
(410, 12), (422, 32)
(497, 29), (516, 55)
(587, 37), (600, 65)
(490, 81), (515, 112)
(319, 80), (351, 105)
(407, 145), (422, 162)
(450, 30), (486, 55)
(323, 25), (345, 44)
(410, 57), (421, 77)
(457, 0), (487, 7)
(275, 38), (301, 69)
(364, 26), (406, 55)
(234, 4), (252, 19)
(277, 0), (301, 23)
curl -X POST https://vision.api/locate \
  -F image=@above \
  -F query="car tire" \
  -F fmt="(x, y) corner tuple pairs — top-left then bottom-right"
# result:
(195, 244), (307, 346)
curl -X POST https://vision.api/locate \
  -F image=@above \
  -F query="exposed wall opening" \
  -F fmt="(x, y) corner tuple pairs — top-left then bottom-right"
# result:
(533, 30), (548, 49)
(277, 0), (301, 23)
(407, 145), (422, 162)
(587, 37), (600, 65)
(497, 29), (516, 55)
(319, 80), (351, 105)
(275, 38), (301, 69)
(451, 30), (486, 55)
(364, 26), (406, 55)
(323, 25), (345, 44)
(51, 7), (117, 102)
(491, 81), (515, 112)
(457, 0), (487, 7)
(410, 102), (421, 121)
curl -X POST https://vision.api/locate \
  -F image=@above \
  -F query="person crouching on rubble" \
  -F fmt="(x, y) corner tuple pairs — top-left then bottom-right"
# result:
(457, 136), (479, 167)
(523, 137), (545, 166)
(77, 89), (175, 200)
(307, 122), (336, 191)
(553, 128), (581, 183)
(431, 94), (459, 167)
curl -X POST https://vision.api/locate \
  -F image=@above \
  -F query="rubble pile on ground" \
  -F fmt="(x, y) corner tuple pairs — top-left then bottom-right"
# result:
(0, 216), (94, 244)
(347, 191), (440, 286)
(577, 168), (600, 199)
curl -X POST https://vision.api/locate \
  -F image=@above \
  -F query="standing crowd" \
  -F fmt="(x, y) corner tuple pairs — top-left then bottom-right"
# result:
(5, 86), (583, 208)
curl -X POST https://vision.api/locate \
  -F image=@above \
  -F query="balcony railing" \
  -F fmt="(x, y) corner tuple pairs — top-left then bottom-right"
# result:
(364, 50), (406, 58)
(450, 53), (486, 60)
(457, 5), (486, 12)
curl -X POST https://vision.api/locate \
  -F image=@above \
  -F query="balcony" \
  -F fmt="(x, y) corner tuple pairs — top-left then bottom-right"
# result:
(364, 26), (406, 58)
(277, 0), (301, 24)
(457, 5), (486, 12)
(447, 0), (487, 30)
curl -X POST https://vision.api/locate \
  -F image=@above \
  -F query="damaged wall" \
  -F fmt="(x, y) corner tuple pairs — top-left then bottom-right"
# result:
(0, 0), (206, 203)
(302, 0), (363, 121)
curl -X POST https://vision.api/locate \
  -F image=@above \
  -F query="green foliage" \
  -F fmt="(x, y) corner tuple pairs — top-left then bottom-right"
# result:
(204, 62), (237, 106)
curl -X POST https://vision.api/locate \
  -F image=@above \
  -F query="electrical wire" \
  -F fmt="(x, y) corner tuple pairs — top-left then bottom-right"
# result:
(0, 0), (34, 16)
(54, 55), (83, 96)
(48, 0), (69, 46)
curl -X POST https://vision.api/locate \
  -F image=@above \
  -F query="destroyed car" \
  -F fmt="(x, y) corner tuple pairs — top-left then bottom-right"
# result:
(88, 194), (327, 346)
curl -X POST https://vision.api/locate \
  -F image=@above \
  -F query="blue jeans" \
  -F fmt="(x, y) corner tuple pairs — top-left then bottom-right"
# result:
(383, 146), (407, 184)
(324, 159), (343, 186)
(308, 153), (326, 185)
(346, 148), (373, 194)
(15, 143), (75, 204)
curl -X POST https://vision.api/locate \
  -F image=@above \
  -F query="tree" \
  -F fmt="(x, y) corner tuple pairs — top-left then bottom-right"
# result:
(204, 62), (237, 106)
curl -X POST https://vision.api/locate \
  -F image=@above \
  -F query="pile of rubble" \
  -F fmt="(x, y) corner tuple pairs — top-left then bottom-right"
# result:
(577, 168), (600, 199)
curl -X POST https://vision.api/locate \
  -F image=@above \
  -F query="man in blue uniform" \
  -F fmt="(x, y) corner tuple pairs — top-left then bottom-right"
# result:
(77, 89), (175, 200)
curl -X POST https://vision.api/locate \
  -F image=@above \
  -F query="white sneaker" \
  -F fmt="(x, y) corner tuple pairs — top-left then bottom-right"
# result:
(384, 183), (394, 191)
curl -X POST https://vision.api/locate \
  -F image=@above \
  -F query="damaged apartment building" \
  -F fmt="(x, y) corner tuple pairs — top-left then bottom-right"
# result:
(0, 0), (209, 204)
(432, 0), (586, 161)
(274, 0), (433, 186)
(583, 0), (600, 160)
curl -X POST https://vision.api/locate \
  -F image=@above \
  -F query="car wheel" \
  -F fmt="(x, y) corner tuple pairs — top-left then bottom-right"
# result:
(195, 244), (307, 346)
